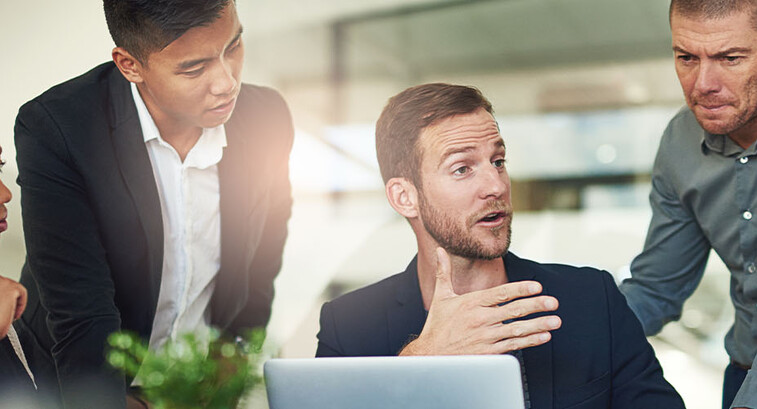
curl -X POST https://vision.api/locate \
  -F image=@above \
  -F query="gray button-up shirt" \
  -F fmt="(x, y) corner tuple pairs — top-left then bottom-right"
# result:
(620, 107), (757, 408)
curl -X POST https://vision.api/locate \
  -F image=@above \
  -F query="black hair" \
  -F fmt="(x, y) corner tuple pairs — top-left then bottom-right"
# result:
(103, 0), (231, 63)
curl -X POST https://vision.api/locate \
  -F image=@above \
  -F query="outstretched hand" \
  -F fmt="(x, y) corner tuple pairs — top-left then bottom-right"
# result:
(0, 275), (27, 339)
(399, 248), (561, 356)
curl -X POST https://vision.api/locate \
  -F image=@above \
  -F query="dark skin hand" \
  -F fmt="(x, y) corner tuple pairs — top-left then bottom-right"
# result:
(0, 275), (26, 339)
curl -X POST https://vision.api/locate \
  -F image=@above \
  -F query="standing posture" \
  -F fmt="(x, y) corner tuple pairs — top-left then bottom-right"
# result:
(12, 1), (293, 408)
(317, 83), (684, 408)
(620, 1), (757, 408)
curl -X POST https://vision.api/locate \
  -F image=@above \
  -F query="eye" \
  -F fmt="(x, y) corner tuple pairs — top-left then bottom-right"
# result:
(677, 54), (695, 64)
(227, 38), (242, 54)
(0, 160), (5, 173)
(723, 55), (743, 65)
(492, 158), (506, 169)
(453, 166), (470, 176)
(182, 67), (204, 77)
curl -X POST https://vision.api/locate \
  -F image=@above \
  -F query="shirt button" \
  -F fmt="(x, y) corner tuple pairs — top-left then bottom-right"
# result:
(740, 156), (749, 164)
(749, 264), (757, 274)
(744, 211), (753, 220)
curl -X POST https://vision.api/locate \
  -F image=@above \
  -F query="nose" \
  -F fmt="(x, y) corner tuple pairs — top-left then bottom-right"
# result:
(693, 61), (722, 95)
(0, 178), (11, 206)
(479, 165), (509, 200)
(209, 60), (238, 96)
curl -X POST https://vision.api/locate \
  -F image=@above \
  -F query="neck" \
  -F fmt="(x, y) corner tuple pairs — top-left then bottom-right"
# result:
(416, 245), (508, 310)
(158, 126), (202, 162)
(137, 84), (203, 162)
(729, 121), (757, 150)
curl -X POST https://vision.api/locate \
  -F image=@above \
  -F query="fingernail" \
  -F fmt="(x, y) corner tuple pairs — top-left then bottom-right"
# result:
(539, 333), (550, 342)
(545, 298), (557, 309)
(529, 283), (540, 293)
(548, 317), (560, 328)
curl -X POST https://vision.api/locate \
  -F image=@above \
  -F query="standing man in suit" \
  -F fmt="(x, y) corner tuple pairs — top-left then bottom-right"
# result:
(619, 1), (757, 408)
(316, 84), (684, 408)
(12, 1), (293, 408)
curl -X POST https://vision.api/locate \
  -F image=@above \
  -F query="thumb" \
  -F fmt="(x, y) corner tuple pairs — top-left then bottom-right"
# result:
(433, 247), (457, 301)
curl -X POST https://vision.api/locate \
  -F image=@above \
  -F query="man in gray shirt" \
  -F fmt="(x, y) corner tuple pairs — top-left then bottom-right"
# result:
(620, 1), (757, 408)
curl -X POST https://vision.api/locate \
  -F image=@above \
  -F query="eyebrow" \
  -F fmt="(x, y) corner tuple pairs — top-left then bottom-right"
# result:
(673, 46), (752, 57)
(176, 27), (244, 71)
(439, 146), (475, 166)
(438, 139), (505, 167)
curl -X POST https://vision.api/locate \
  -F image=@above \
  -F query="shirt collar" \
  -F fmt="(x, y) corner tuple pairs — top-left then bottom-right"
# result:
(701, 131), (757, 157)
(130, 82), (227, 169)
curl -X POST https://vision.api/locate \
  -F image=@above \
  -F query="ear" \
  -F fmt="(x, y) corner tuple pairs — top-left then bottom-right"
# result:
(385, 177), (419, 219)
(111, 47), (145, 83)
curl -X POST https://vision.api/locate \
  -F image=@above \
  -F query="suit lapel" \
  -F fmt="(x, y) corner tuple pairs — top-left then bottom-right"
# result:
(506, 252), (554, 408)
(107, 71), (164, 304)
(387, 257), (427, 355)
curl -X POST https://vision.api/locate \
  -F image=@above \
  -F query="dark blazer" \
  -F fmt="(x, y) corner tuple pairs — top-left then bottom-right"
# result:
(12, 62), (293, 408)
(317, 252), (685, 409)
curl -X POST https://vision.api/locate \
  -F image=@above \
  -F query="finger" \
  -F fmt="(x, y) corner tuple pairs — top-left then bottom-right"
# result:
(14, 284), (27, 320)
(0, 302), (12, 339)
(487, 296), (559, 323)
(491, 315), (562, 341)
(491, 331), (553, 354)
(478, 280), (543, 307)
(432, 247), (456, 301)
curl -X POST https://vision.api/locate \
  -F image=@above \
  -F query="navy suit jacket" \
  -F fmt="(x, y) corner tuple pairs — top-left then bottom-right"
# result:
(12, 62), (293, 408)
(317, 252), (685, 409)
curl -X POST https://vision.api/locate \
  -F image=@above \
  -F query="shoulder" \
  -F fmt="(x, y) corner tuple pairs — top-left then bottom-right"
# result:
(513, 255), (613, 291)
(226, 84), (293, 149)
(233, 84), (291, 122)
(323, 272), (405, 320)
(318, 271), (413, 356)
(510, 254), (618, 318)
(657, 106), (703, 158)
(19, 62), (117, 118)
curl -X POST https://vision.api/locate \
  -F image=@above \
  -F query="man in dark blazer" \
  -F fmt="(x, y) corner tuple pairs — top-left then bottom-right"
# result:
(11, 1), (292, 408)
(316, 83), (684, 408)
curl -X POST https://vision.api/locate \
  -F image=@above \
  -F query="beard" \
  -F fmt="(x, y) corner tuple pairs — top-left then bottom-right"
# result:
(690, 74), (757, 136)
(417, 192), (512, 260)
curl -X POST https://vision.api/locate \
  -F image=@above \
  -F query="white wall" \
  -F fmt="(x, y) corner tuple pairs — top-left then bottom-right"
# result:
(0, 1), (114, 278)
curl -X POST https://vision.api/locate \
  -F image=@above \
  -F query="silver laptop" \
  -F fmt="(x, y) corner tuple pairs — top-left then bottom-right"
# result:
(264, 355), (525, 409)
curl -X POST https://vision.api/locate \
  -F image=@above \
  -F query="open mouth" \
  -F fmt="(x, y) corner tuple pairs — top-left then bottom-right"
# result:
(479, 211), (506, 223)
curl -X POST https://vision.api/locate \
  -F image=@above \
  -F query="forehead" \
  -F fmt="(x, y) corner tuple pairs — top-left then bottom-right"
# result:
(419, 108), (502, 161)
(671, 10), (757, 49)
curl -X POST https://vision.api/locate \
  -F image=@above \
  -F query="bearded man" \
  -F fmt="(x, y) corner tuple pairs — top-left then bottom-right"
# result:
(315, 83), (684, 409)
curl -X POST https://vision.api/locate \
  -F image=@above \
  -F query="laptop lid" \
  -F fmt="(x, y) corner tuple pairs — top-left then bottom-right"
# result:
(264, 355), (525, 409)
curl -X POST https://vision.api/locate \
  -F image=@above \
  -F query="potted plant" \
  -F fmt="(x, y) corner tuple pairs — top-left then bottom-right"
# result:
(107, 328), (266, 409)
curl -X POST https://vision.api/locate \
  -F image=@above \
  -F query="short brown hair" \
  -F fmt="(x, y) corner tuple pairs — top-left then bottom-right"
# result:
(375, 83), (494, 185)
(670, 0), (757, 29)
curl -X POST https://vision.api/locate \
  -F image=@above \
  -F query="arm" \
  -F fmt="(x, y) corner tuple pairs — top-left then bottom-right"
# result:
(605, 272), (685, 408)
(15, 101), (126, 408)
(315, 301), (344, 357)
(730, 354), (757, 408)
(228, 88), (294, 332)
(620, 132), (710, 336)
(0, 276), (26, 339)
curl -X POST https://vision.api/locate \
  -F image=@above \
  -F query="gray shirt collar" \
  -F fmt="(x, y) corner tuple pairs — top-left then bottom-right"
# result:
(701, 132), (757, 157)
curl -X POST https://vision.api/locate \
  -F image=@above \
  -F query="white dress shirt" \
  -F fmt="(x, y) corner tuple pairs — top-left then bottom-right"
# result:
(130, 83), (226, 353)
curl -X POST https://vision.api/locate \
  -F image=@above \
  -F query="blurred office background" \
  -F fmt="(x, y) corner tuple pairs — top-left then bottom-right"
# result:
(0, 1), (729, 408)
